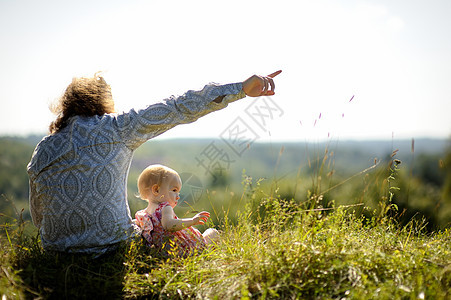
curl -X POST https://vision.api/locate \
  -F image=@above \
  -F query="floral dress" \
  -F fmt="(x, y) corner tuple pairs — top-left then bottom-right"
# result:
(135, 202), (206, 255)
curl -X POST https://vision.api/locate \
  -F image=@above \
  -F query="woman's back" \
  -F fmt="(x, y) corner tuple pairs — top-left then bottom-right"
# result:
(28, 114), (136, 253)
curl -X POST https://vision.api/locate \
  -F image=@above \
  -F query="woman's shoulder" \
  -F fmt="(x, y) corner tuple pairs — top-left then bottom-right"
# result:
(27, 133), (70, 173)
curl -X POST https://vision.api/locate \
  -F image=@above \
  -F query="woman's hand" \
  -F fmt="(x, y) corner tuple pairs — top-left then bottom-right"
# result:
(192, 211), (210, 225)
(242, 70), (282, 97)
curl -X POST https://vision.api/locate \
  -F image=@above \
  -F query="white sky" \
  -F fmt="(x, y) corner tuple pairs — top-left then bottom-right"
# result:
(0, 0), (450, 142)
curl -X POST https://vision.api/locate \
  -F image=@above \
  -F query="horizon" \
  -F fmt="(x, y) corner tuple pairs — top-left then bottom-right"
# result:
(2, 132), (449, 145)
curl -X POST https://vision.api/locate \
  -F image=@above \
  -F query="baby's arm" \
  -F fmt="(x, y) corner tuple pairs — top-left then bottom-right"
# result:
(160, 205), (210, 232)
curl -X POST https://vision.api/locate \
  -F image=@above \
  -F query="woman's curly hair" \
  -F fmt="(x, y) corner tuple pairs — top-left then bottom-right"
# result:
(49, 74), (115, 134)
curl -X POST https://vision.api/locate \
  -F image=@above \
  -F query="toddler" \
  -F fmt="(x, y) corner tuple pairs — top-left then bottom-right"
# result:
(134, 164), (218, 255)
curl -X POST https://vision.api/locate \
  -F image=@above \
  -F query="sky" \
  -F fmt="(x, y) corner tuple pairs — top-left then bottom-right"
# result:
(0, 0), (450, 142)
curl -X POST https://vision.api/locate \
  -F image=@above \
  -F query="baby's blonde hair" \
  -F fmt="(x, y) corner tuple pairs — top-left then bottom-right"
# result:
(137, 164), (179, 200)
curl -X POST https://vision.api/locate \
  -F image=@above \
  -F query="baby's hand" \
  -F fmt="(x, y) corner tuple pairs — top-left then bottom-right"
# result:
(192, 211), (210, 225)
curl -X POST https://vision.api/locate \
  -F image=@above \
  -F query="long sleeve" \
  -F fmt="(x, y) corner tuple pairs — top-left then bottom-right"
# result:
(114, 82), (245, 150)
(28, 178), (42, 227)
(26, 81), (245, 254)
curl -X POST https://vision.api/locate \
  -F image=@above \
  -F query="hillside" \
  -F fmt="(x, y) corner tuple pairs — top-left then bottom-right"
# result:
(1, 182), (450, 299)
(1, 135), (450, 229)
(0, 135), (450, 298)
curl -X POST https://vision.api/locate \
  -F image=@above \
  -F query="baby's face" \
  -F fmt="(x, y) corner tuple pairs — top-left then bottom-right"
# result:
(159, 174), (182, 208)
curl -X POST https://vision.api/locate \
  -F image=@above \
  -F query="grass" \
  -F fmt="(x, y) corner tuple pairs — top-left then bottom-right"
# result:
(1, 155), (450, 299)
(2, 196), (450, 298)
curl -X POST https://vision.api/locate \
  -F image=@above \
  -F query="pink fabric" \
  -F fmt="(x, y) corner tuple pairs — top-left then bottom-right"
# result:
(135, 202), (206, 255)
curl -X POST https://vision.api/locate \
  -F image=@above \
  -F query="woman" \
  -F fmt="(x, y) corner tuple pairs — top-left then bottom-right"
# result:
(27, 70), (281, 254)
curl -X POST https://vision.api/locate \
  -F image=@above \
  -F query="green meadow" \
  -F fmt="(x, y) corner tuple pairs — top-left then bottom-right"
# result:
(1, 136), (450, 299)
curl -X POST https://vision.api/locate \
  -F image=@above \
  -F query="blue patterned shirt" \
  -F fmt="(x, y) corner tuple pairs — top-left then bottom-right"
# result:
(27, 82), (245, 253)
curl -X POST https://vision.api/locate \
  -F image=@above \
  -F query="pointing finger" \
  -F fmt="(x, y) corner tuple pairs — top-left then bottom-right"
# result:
(267, 70), (282, 78)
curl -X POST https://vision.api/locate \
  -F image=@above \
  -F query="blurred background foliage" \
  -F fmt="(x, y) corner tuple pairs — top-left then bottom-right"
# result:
(1, 135), (449, 233)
